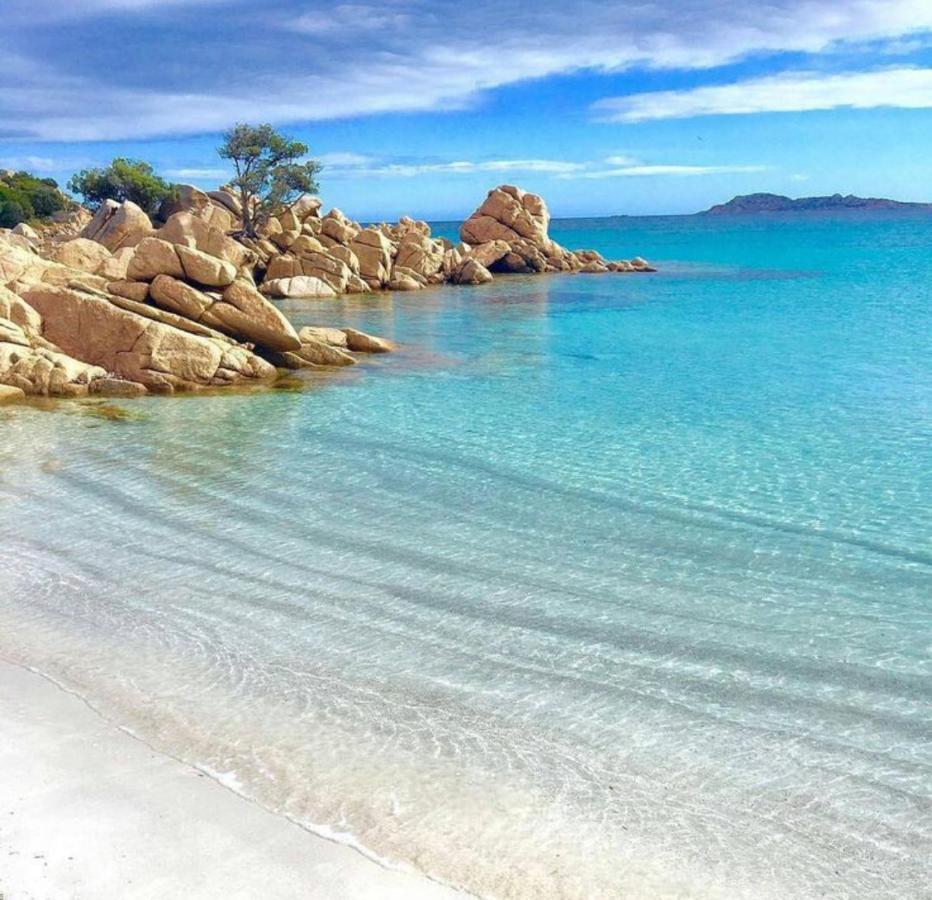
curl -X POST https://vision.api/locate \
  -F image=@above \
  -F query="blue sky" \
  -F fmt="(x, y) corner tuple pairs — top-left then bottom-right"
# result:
(2, 0), (932, 219)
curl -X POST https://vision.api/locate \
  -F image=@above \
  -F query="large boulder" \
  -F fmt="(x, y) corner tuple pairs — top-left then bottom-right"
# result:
(394, 235), (444, 280)
(149, 276), (300, 352)
(176, 245), (237, 287)
(81, 200), (154, 251)
(157, 212), (252, 269)
(50, 238), (112, 275)
(460, 185), (550, 248)
(466, 240), (511, 269)
(295, 250), (354, 293)
(126, 237), (185, 281)
(21, 284), (275, 392)
(259, 276), (336, 299)
(159, 184), (236, 232)
(320, 209), (359, 245)
(215, 280), (301, 352)
(0, 284), (42, 337)
(453, 258), (493, 285)
(350, 228), (393, 289)
(341, 328), (394, 353)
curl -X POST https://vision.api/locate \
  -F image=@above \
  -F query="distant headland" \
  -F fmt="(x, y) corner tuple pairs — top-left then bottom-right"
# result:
(698, 193), (932, 215)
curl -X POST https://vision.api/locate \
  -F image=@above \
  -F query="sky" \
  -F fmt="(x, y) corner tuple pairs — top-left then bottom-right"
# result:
(2, 0), (932, 219)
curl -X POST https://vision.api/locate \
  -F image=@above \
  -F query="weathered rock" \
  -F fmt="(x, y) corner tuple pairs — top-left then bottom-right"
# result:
(0, 231), (39, 254)
(350, 228), (393, 288)
(81, 200), (154, 251)
(394, 235), (444, 280)
(127, 237), (184, 281)
(0, 325), (110, 398)
(293, 337), (356, 367)
(176, 245), (237, 287)
(157, 212), (251, 268)
(51, 238), (112, 275)
(207, 188), (242, 218)
(298, 326), (348, 348)
(107, 280), (150, 303)
(320, 209), (359, 245)
(265, 255), (300, 281)
(22, 284), (275, 392)
(215, 280), (301, 352)
(296, 250), (354, 293)
(89, 377), (148, 397)
(453, 258), (493, 285)
(12, 223), (39, 244)
(291, 194), (322, 221)
(149, 276), (299, 352)
(467, 240), (511, 269)
(99, 247), (134, 281)
(388, 269), (424, 291)
(0, 383), (25, 403)
(0, 285), (42, 337)
(259, 276), (336, 299)
(0, 317), (29, 346)
(341, 328), (394, 353)
(149, 274), (214, 321)
(460, 185), (550, 247)
(160, 184), (237, 232)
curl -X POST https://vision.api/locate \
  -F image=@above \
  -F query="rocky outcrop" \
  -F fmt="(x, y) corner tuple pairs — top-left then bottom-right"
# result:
(80, 200), (154, 251)
(459, 184), (652, 275)
(21, 284), (276, 393)
(0, 182), (653, 405)
(148, 277), (300, 352)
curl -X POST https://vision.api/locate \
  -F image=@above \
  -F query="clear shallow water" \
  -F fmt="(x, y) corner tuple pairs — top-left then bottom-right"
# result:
(1, 212), (930, 898)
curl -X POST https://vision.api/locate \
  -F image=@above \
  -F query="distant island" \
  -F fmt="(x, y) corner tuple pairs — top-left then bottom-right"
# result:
(699, 193), (932, 215)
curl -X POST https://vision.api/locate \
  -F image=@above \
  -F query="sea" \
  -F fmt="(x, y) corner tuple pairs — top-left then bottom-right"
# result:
(1, 211), (930, 898)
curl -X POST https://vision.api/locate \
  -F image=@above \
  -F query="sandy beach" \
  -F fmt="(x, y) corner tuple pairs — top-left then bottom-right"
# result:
(0, 659), (466, 900)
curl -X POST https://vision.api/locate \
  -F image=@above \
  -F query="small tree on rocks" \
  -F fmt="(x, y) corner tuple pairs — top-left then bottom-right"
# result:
(218, 123), (321, 238)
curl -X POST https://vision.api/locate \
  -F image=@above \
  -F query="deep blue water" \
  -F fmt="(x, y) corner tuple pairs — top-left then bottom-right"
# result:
(1, 212), (930, 898)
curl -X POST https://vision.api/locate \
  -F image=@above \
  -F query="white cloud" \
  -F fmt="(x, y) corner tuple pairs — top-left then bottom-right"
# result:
(604, 155), (640, 166)
(317, 152), (378, 167)
(318, 154), (767, 180)
(325, 158), (592, 177)
(163, 167), (230, 180)
(1, 0), (221, 24)
(594, 66), (932, 122)
(0, 155), (64, 173)
(3, 1), (932, 140)
(560, 164), (769, 179)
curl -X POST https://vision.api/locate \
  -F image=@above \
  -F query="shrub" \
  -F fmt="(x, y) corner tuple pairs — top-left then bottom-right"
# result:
(68, 158), (176, 216)
(0, 171), (70, 227)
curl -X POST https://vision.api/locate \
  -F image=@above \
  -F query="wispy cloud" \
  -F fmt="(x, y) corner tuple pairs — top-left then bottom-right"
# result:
(321, 154), (767, 180)
(560, 164), (770, 179)
(327, 159), (592, 177)
(317, 152), (378, 167)
(594, 66), (932, 122)
(163, 167), (230, 180)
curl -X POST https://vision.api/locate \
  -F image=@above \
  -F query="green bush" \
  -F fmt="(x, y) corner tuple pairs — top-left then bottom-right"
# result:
(0, 171), (70, 227)
(68, 158), (175, 216)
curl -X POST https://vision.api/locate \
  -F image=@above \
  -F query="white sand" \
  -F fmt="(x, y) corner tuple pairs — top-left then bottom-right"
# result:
(0, 659), (468, 900)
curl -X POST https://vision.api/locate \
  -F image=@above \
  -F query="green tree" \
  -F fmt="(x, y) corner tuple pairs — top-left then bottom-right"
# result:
(0, 171), (70, 227)
(68, 158), (175, 216)
(218, 123), (321, 238)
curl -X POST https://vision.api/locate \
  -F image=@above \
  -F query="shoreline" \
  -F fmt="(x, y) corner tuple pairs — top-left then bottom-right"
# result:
(0, 657), (469, 900)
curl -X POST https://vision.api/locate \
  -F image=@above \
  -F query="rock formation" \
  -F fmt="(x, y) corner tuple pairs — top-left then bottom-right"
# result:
(0, 181), (652, 404)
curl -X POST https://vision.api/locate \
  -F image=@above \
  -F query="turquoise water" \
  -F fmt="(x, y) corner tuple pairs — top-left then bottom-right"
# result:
(1, 213), (930, 898)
